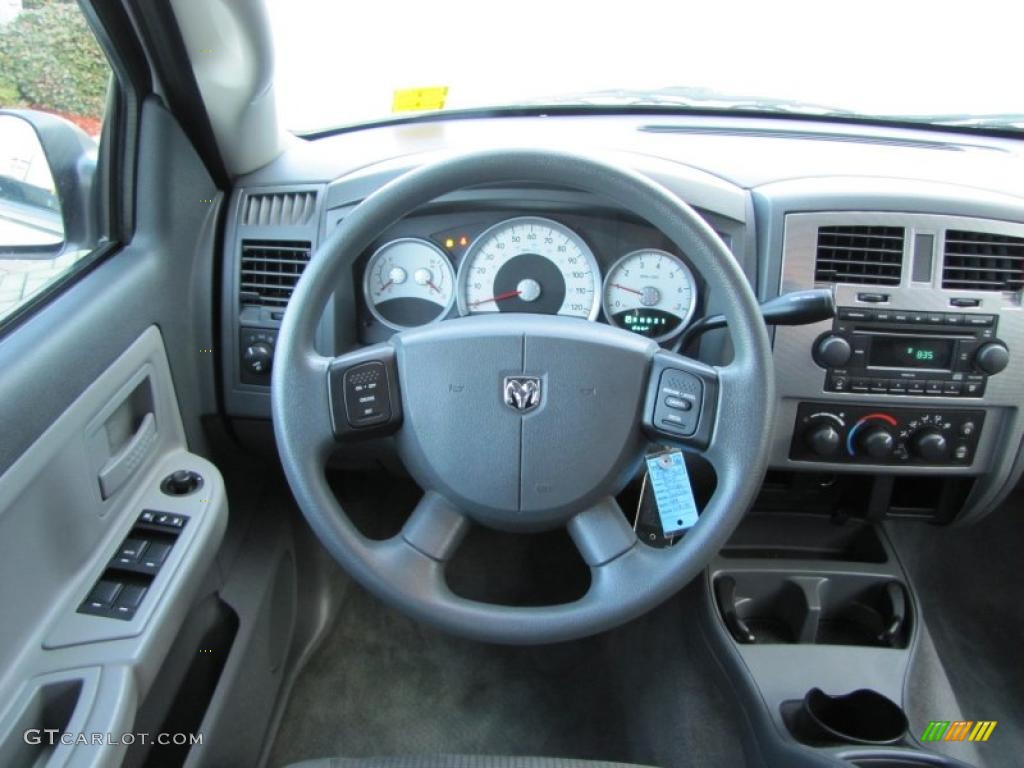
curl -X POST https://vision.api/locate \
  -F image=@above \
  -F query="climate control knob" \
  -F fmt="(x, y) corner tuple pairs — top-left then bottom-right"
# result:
(813, 334), (853, 368)
(974, 342), (1009, 375)
(859, 426), (895, 460)
(804, 422), (842, 458)
(910, 428), (948, 462)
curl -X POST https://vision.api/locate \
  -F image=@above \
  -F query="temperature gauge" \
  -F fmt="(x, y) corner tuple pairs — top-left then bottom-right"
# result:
(363, 238), (456, 330)
(602, 249), (697, 341)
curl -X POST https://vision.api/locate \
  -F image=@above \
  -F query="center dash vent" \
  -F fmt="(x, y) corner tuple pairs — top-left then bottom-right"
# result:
(814, 225), (905, 285)
(239, 240), (311, 308)
(942, 230), (1024, 292)
(243, 191), (317, 227)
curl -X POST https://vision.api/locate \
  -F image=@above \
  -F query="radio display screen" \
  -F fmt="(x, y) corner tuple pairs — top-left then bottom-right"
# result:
(869, 336), (954, 369)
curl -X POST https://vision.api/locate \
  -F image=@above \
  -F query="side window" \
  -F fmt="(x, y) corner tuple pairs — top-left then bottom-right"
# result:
(0, 0), (113, 323)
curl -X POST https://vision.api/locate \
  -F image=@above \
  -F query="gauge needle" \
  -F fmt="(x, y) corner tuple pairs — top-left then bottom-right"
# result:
(427, 280), (441, 294)
(470, 289), (521, 307)
(611, 282), (643, 296)
(379, 279), (394, 292)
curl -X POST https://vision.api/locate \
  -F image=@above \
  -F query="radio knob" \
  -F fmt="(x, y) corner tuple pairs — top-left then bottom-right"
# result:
(859, 425), (895, 460)
(974, 342), (1009, 375)
(805, 422), (842, 458)
(910, 428), (948, 462)
(814, 334), (853, 368)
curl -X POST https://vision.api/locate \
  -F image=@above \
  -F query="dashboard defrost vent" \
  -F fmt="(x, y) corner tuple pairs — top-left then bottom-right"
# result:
(814, 225), (904, 285)
(942, 230), (1024, 292)
(243, 191), (317, 227)
(239, 240), (311, 308)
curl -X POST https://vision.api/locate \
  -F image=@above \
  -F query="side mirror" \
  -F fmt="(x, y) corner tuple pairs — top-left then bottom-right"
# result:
(0, 110), (98, 255)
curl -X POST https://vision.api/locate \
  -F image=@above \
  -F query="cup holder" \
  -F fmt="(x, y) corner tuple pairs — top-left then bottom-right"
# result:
(714, 572), (910, 647)
(790, 688), (908, 746)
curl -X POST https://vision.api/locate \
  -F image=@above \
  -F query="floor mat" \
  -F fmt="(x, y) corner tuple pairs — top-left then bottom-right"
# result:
(267, 583), (746, 768)
(888, 490), (1024, 768)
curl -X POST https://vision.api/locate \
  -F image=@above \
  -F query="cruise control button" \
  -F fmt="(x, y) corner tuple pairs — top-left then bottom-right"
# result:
(664, 396), (693, 411)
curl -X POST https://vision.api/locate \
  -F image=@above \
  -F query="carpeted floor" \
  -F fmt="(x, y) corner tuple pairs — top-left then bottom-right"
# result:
(888, 490), (1024, 768)
(267, 582), (747, 768)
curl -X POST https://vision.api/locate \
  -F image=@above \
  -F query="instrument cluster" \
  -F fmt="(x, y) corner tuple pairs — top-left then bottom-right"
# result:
(356, 210), (704, 345)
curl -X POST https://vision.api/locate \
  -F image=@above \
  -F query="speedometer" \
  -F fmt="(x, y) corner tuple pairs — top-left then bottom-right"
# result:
(602, 249), (697, 341)
(456, 217), (600, 319)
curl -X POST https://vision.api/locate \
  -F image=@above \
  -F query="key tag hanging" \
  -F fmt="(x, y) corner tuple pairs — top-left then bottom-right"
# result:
(639, 449), (700, 544)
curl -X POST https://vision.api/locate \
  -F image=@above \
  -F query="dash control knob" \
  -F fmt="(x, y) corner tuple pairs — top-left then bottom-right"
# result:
(804, 422), (842, 458)
(974, 342), (1009, 375)
(813, 334), (852, 368)
(859, 425), (895, 460)
(243, 342), (273, 374)
(910, 428), (948, 462)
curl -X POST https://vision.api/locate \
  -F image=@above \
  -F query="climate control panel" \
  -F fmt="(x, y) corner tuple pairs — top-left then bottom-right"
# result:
(790, 402), (984, 466)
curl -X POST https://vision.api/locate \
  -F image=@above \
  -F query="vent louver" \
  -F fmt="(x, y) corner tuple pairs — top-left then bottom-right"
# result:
(814, 225), (905, 285)
(239, 240), (312, 308)
(243, 191), (317, 227)
(942, 230), (1024, 292)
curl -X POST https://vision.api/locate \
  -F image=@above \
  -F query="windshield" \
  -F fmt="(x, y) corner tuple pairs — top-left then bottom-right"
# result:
(268, 0), (1023, 134)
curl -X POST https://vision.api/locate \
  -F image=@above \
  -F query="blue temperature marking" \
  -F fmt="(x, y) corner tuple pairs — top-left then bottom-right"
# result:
(846, 420), (866, 456)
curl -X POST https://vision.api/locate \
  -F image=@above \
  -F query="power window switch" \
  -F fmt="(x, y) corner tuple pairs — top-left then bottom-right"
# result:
(117, 537), (148, 562)
(140, 542), (172, 570)
(86, 579), (122, 609)
(112, 584), (147, 618)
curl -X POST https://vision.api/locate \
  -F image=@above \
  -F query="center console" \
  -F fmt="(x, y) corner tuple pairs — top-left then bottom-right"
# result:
(769, 212), (1024, 528)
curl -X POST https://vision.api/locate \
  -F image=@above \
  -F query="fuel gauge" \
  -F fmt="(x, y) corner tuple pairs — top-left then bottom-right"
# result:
(364, 238), (456, 330)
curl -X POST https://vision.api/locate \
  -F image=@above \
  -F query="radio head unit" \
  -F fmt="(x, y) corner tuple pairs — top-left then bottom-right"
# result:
(813, 307), (1009, 397)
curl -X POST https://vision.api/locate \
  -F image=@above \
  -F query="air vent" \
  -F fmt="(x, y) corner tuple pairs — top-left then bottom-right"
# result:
(242, 191), (317, 227)
(942, 230), (1024, 292)
(814, 225), (904, 285)
(239, 240), (311, 308)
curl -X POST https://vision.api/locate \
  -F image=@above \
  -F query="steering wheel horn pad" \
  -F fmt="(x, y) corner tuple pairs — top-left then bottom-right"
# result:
(394, 315), (657, 530)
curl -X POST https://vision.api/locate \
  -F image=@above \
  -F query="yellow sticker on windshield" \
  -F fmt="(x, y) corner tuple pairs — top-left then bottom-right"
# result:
(392, 86), (448, 113)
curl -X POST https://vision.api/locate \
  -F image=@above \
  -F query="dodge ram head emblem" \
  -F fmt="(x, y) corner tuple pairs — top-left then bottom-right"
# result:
(503, 376), (542, 413)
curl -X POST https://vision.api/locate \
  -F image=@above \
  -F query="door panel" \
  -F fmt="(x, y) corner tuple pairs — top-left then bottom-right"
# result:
(0, 99), (228, 767)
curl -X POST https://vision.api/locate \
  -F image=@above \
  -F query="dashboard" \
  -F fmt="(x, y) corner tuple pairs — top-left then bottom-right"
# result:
(218, 112), (1024, 525)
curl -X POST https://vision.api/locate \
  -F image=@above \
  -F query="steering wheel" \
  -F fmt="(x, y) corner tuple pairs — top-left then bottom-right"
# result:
(272, 149), (775, 644)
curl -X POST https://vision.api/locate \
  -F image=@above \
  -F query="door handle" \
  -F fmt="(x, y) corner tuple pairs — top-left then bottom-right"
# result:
(97, 412), (157, 499)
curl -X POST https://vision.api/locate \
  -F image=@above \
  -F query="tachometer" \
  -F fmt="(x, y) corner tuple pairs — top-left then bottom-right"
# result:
(602, 249), (696, 341)
(457, 217), (600, 319)
(363, 238), (456, 330)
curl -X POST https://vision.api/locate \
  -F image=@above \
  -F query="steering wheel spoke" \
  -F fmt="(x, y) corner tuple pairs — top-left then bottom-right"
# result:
(401, 491), (470, 562)
(326, 343), (404, 441)
(567, 497), (638, 567)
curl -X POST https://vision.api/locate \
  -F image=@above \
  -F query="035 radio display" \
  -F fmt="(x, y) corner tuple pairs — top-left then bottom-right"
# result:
(869, 336), (954, 369)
